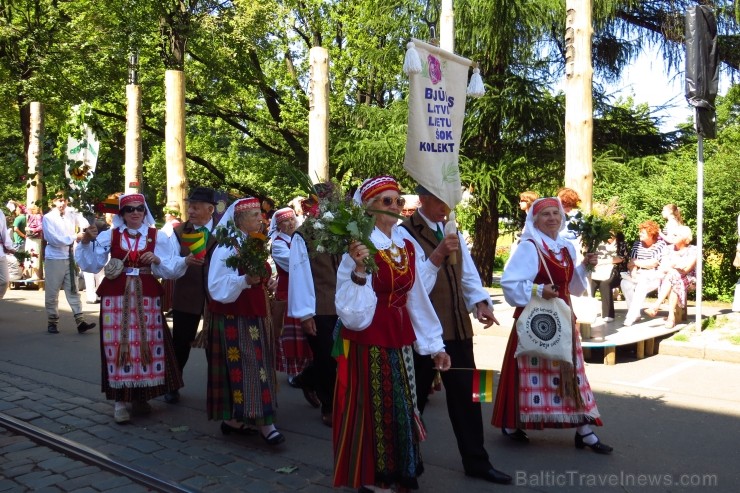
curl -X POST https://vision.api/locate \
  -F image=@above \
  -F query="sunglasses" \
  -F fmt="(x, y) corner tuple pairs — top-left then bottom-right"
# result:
(121, 205), (146, 214)
(378, 196), (406, 207)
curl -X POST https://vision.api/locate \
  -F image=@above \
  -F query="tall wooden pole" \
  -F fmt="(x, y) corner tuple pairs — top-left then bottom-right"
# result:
(564, 0), (593, 212)
(165, 69), (187, 218)
(440, 0), (454, 52)
(308, 47), (329, 183)
(125, 52), (143, 194)
(26, 102), (44, 208)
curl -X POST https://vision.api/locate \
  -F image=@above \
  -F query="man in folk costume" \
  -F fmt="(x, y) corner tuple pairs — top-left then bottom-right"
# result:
(399, 185), (512, 485)
(75, 193), (185, 423)
(287, 187), (342, 427)
(165, 187), (218, 404)
(42, 192), (96, 334)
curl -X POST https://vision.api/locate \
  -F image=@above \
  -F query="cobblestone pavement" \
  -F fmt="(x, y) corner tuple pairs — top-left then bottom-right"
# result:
(0, 371), (335, 493)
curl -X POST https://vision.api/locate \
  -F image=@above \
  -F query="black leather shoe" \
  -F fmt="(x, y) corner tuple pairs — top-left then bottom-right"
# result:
(502, 427), (529, 442)
(164, 390), (180, 404)
(302, 388), (321, 408)
(220, 421), (258, 436)
(575, 431), (613, 454)
(465, 467), (513, 484)
(77, 321), (96, 334)
(47, 324), (59, 334)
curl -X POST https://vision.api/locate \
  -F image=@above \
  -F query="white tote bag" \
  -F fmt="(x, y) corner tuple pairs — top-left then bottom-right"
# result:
(514, 247), (574, 363)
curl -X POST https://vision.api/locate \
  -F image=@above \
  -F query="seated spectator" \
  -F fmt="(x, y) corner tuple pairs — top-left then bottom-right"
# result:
(645, 226), (697, 328)
(620, 220), (666, 326)
(590, 232), (627, 322)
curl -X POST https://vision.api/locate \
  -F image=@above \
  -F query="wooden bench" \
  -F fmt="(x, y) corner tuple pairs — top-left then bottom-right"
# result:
(9, 278), (44, 290)
(580, 318), (683, 365)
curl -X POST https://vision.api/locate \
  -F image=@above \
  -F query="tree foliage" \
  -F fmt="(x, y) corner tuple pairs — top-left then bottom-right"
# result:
(0, 0), (739, 299)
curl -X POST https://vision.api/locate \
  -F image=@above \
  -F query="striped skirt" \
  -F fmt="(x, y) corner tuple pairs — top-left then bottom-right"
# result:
(333, 341), (423, 490)
(206, 313), (278, 425)
(276, 313), (313, 376)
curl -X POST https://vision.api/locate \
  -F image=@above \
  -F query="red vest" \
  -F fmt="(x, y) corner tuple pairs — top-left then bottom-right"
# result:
(97, 228), (162, 298)
(208, 264), (271, 317)
(342, 239), (417, 349)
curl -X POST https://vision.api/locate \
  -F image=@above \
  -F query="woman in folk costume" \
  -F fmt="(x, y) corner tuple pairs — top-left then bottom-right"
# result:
(334, 176), (451, 492)
(269, 207), (314, 388)
(492, 197), (612, 454)
(75, 193), (186, 424)
(206, 197), (285, 445)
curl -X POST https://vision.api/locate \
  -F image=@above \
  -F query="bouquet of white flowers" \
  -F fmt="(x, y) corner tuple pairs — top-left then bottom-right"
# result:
(299, 181), (380, 272)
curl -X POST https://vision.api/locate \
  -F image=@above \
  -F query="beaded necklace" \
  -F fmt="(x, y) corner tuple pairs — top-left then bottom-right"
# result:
(378, 243), (409, 275)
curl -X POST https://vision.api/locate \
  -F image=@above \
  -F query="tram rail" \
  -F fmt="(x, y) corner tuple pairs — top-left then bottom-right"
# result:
(0, 412), (196, 493)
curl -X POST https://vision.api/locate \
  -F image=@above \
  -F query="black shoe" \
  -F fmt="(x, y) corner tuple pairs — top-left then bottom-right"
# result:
(575, 431), (613, 454)
(77, 321), (96, 334)
(288, 375), (302, 388)
(220, 421), (258, 436)
(321, 413), (333, 428)
(131, 400), (152, 416)
(465, 467), (513, 484)
(302, 387), (321, 408)
(47, 324), (59, 334)
(260, 429), (285, 445)
(164, 390), (180, 404)
(502, 427), (529, 442)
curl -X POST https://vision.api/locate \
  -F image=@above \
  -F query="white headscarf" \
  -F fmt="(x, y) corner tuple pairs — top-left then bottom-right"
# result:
(112, 193), (156, 230)
(268, 207), (296, 240)
(520, 197), (569, 255)
(214, 197), (260, 231)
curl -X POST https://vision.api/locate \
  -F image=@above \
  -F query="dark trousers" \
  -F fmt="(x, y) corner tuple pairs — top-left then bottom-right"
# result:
(301, 315), (338, 415)
(172, 310), (202, 373)
(590, 271), (620, 319)
(414, 338), (491, 474)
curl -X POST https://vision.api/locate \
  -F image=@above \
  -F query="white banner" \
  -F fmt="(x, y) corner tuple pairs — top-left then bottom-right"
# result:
(403, 39), (471, 208)
(66, 125), (99, 191)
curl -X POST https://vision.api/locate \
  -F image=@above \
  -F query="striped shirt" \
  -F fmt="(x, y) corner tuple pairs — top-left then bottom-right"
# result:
(629, 239), (665, 268)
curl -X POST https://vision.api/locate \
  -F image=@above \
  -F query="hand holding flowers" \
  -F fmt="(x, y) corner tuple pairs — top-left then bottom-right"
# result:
(213, 220), (270, 278)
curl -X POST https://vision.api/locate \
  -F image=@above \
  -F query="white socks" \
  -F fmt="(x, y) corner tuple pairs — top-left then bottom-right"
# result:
(577, 424), (598, 444)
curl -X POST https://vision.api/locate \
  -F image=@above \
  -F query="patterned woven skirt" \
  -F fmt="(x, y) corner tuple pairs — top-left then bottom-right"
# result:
(333, 341), (423, 490)
(206, 313), (278, 425)
(492, 324), (602, 429)
(276, 313), (313, 376)
(99, 293), (182, 402)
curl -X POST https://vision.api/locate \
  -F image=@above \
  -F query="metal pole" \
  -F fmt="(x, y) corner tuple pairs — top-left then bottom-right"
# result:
(695, 132), (704, 333)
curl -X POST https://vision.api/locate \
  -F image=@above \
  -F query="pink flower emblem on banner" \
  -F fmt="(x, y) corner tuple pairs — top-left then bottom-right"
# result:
(428, 54), (442, 84)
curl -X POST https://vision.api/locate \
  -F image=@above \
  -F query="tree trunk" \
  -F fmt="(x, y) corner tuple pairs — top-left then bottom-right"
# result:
(471, 192), (500, 287)
(125, 83), (143, 194)
(26, 102), (43, 207)
(165, 69), (187, 219)
(308, 47), (329, 183)
(564, 0), (593, 212)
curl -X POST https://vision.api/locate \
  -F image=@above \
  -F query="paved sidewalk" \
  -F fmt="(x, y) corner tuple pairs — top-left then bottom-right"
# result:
(2, 285), (739, 492)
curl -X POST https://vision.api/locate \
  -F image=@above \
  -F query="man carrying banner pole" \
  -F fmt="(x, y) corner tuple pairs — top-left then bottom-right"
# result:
(400, 185), (511, 485)
(400, 39), (511, 484)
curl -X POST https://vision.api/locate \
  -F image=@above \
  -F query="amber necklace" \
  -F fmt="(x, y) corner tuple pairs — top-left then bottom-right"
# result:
(378, 243), (409, 275)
